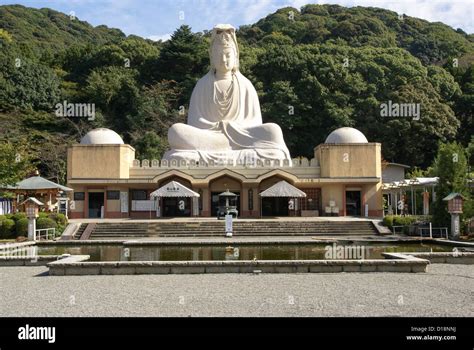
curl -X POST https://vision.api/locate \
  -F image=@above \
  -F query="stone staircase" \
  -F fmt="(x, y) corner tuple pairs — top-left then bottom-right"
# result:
(73, 223), (88, 239)
(80, 220), (378, 239)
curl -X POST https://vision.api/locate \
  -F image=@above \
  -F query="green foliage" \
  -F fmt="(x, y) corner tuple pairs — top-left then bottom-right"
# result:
(38, 212), (49, 219)
(11, 212), (26, 222)
(240, 4), (474, 65)
(48, 212), (67, 226)
(382, 215), (419, 234)
(36, 217), (57, 230)
(151, 25), (209, 105)
(15, 217), (28, 236)
(253, 43), (459, 165)
(132, 131), (168, 161)
(0, 5), (125, 60)
(0, 28), (12, 43)
(0, 218), (15, 238)
(431, 142), (470, 231)
(0, 142), (35, 187)
(0, 50), (61, 111)
(382, 215), (394, 228)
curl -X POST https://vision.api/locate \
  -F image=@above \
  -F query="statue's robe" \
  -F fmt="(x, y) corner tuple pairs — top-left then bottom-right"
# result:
(164, 71), (291, 165)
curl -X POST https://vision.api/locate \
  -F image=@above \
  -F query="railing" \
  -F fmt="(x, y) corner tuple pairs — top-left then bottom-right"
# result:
(418, 227), (448, 239)
(392, 225), (404, 234)
(131, 157), (320, 169)
(35, 228), (56, 241)
(392, 225), (448, 239)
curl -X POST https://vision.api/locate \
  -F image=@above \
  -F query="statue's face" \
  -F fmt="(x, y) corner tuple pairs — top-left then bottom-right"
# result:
(212, 46), (236, 73)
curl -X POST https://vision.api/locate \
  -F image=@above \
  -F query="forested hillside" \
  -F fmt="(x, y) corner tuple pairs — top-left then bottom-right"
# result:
(0, 4), (473, 184)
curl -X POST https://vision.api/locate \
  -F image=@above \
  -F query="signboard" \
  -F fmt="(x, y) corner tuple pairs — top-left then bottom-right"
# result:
(225, 215), (233, 236)
(120, 192), (128, 213)
(131, 200), (156, 211)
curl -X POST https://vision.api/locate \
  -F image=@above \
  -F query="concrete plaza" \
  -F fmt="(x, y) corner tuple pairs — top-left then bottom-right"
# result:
(0, 264), (472, 317)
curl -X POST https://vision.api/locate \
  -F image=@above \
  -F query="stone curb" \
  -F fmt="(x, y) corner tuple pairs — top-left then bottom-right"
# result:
(47, 254), (429, 275)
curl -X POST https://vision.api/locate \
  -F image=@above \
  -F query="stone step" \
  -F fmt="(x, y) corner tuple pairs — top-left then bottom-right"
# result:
(84, 220), (377, 239)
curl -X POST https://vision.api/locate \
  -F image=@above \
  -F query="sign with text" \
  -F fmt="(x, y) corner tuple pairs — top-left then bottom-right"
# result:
(225, 215), (233, 234)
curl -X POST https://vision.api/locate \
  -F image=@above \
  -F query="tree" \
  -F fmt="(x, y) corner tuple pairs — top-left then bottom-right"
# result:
(0, 51), (61, 111)
(431, 142), (471, 231)
(131, 131), (168, 161)
(0, 141), (35, 187)
(152, 25), (208, 105)
(85, 66), (140, 134)
(128, 80), (183, 137)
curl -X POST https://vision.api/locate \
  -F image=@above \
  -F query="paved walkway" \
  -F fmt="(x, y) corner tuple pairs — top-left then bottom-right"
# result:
(69, 216), (381, 223)
(1, 264), (472, 317)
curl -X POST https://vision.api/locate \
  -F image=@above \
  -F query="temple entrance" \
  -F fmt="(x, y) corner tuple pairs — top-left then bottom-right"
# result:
(88, 192), (104, 218)
(211, 191), (240, 216)
(345, 190), (361, 216)
(261, 197), (289, 216)
(209, 175), (242, 217)
(162, 197), (191, 217)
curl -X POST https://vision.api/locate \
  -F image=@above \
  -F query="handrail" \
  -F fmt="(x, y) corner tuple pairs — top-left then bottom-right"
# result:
(35, 228), (56, 241)
(418, 226), (448, 239)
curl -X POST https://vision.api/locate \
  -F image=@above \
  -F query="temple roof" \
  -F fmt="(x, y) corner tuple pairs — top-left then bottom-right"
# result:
(259, 180), (307, 198)
(150, 181), (200, 198)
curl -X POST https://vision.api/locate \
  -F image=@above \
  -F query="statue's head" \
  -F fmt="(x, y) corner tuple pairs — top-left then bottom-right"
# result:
(210, 24), (239, 74)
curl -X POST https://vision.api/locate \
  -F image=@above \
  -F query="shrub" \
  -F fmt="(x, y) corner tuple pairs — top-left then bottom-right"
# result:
(48, 212), (67, 226)
(15, 218), (29, 237)
(383, 215), (419, 234)
(36, 217), (58, 230)
(382, 215), (394, 228)
(393, 216), (417, 227)
(0, 218), (15, 238)
(38, 212), (49, 219)
(11, 212), (26, 222)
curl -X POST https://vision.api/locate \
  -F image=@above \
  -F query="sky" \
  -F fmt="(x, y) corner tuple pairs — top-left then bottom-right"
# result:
(0, 0), (473, 41)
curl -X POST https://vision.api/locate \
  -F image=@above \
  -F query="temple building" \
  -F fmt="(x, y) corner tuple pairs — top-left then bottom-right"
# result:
(67, 126), (383, 219)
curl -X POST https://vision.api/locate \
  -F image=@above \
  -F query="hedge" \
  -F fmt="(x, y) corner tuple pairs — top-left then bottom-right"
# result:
(0, 212), (67, 238)
(36, 217), (58, 230)
(0, 218), (16, 238)
(15, 218), (29, 237)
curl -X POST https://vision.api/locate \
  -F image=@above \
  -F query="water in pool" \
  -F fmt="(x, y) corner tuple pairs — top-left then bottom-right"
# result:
(38, 243), (454, 262)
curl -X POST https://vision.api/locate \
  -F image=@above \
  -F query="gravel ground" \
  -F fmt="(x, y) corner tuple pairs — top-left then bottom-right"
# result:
(0, 264), (473, 317)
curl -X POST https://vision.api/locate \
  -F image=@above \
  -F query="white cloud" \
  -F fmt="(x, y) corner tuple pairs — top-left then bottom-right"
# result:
(148, 33), (172, 42)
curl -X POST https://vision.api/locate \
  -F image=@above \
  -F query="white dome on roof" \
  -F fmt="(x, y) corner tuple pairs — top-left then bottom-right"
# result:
(80, 128), (124, 145)
(325, 127), (368, 144)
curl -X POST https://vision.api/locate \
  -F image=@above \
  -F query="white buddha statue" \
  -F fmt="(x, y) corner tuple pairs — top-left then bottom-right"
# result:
(163, 24), (292, 165)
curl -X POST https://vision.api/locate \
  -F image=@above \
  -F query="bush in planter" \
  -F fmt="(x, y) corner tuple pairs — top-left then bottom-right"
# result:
(15, 218), (29, 237)
(0, 218), (15, 238)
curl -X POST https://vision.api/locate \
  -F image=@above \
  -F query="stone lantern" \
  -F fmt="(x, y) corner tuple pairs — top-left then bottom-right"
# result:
(443, 192), (466, 238)
(21, 197), (44, 241)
